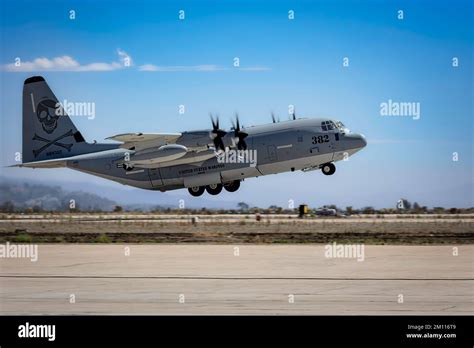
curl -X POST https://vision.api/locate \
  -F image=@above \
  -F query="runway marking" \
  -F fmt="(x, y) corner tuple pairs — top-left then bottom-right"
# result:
(1, 275), (472, 281)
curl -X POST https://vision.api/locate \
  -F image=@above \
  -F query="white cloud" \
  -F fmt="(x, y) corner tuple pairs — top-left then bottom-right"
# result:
(3, 50), (270, 73)
(138, 64), (270, 72)
(139, 64), (224, 72)
(3, 49), (132, 72)
(239, 66), (271, 71)
(116, 48), (133, 67)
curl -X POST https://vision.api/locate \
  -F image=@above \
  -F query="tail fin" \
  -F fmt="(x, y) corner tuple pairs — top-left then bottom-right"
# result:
(22, 76), (92, 163)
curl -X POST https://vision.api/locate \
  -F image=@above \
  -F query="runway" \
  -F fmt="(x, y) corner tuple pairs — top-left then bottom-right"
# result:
(1, 245), (473, 314)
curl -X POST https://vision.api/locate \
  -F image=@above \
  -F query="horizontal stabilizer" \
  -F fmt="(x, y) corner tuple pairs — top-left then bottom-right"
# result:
(12, 148), (130, 168)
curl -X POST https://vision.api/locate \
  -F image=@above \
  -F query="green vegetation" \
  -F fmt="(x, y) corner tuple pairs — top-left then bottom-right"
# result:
(15, 233), (32, 243)
(95, 234), (111, 243)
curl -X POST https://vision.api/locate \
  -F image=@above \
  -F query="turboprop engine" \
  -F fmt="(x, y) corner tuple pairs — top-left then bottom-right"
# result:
(131, 144), (188, 165)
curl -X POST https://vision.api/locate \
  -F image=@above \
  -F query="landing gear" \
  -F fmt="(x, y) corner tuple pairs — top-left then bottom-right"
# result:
(224, 180), (240, 192)
(206, 183), (223, 195)
(188, 181), (240, 196)
(188, 186), (205, 197)
(321, 162), (336, 175)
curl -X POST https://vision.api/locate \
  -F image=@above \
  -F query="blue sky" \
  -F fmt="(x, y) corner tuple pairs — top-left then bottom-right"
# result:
(0, 0), (472, 208)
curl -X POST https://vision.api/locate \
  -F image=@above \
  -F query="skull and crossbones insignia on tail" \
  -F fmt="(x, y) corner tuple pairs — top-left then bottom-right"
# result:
(32, 98), (74, 157)
(32, 129), (74, 158)
(36, 99), (60, 134)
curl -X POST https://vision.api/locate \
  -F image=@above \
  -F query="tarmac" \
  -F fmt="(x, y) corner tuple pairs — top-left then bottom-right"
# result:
(0, 244), (473, 314)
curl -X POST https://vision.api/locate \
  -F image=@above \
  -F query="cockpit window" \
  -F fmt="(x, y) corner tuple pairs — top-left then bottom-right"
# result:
(321, 121), (336, 131)
(321, 120), (350, 133)
(335, 121), (350, 133)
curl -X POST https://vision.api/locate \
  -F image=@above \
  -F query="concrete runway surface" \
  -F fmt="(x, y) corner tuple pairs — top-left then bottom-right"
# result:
(0, 245), (473, 315)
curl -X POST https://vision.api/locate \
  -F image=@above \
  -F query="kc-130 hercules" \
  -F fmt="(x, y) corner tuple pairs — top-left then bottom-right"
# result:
(15, 76), (367, 196)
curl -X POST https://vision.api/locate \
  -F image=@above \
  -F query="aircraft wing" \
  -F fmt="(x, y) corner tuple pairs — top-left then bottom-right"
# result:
(106, 131), (218, 167)
(106, 131), (213, 152)
(106, 132), (182, 146)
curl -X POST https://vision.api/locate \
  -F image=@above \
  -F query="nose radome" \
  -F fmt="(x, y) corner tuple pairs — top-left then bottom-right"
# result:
(344, 133), (367, 148)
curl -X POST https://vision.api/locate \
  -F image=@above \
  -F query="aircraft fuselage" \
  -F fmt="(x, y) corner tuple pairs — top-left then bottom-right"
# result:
(68, 118), (366, 192)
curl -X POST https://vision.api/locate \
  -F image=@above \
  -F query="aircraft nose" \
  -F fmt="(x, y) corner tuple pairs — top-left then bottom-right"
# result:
(344, 133), (367, 149)
(358, 134), (367, 148)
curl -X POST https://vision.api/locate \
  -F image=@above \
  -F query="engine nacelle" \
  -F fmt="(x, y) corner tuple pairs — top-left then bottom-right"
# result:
(131, 144), (187, 165)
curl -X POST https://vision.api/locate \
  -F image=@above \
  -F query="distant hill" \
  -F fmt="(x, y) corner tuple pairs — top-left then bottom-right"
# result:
(0, 176), (243, 211)
(0, 179), (117, 211)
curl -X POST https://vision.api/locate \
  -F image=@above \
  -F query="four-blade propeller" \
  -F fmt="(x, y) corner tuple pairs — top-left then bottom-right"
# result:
(209, 113), (249, 151)
(210, 114), (227, 151)
(210, 109), (297, 151)
(231, 114), (248, 150)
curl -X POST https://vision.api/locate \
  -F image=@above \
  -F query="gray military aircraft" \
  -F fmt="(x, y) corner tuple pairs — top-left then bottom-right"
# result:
(15, 76), (367, 196)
